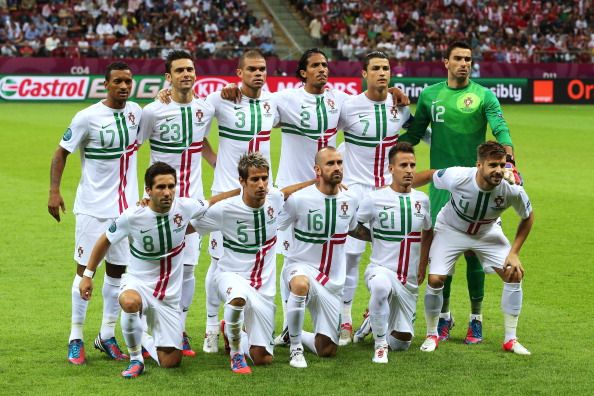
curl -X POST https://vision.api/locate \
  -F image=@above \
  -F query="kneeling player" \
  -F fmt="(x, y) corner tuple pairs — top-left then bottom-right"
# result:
(354, 143), (433, 363)
(79, 162), (237, 378)
(418, 141), (534, 355)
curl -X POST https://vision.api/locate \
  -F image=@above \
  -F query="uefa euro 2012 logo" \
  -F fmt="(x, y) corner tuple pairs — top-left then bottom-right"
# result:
(457, 93), (480, 113)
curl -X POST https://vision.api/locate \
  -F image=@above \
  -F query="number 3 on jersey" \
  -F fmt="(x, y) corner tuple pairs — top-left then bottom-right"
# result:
(431, 103), (445, 123)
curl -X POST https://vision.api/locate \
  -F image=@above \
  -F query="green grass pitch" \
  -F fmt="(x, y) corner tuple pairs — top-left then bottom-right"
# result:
(0, 102), (592, 395)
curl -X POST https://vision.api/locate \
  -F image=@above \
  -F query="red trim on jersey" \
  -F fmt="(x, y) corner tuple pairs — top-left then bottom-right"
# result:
(179, 141), (204, 198)
(317, 128), (338, 151)
(396, 232), (421, 285)
(153, 241), (186, 300)
(250, 236), (277, 290)
(316, 232), (348, 286)
(373, 135), (399, 187)
(248, 130), (271, 153)
(118, 141), (139, 214)
(466, 219), (496, 235)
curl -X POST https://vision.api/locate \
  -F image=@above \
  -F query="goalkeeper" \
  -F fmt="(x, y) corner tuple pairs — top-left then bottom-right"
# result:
(398, 41), (522, 345)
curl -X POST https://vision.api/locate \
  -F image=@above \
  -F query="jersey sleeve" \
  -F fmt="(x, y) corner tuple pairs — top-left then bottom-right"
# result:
(510, 186), (532, 219)
(484, 89), (513, 147)
(138, 104), (156, 144)
(191, 201), (223, 234)
(333, 89), (350, 107)
(190, 198), (210, 220)
(432, 167), (462, 191)
(398, 91), (430, 145)
(356, 193), (374, 224)
(348, 195), (360, 232)
(337, 100), (351, 131)
(59, 110), (88, 153)
(278, 194), (298, 231)
(421, 193), (432, 230)
(105, 212), (130, 245)
(201, 97), (217, 137)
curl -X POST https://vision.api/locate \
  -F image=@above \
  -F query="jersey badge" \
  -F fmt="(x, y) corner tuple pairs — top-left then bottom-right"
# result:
(340, 201), (349, 217)
(283, 240), (290, 251)
(390, 106), (399, 120)
(108, 222), (117, 233)
(457, 93), (480, 113)
(491, 195), (505, 210)
(210, 238), (218, 249)
(414, 201), (424, 218)
(263, 102), (271, 113)
(173, 214), (183, 227)
(77, 246), (84, 258)
(267, 206), (275, 220)
(195, 109), (204, 124)
(62, 128), (72, 141)
(226, 287), (232, 295)
(127, 112), (136, 126)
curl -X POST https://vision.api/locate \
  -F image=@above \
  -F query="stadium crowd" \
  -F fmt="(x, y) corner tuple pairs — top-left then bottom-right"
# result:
(0, 0), (276, 59)
(301, 0), (594, 63)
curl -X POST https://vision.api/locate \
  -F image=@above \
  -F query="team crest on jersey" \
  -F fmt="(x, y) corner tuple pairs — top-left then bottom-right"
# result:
(173, 214), (183, 227)
(210, 238), (218, 249)
(77, 246), (84, 258)
(263, 102), (271, 114)
(283, 240), (290, 251)
(457, 93), (480, 113)
(414, 201), (424, 218)
(491, 195), (505, 210)
(195, 109), (204, 124)
(390, 106), (399, 120)
(326, 98), (338, 113)
(226, 287), (232, 295)
(108, 222), (117, 233)
(62, 128), (72, 141)
(340, 201), (349, 217)
(128, 112), (136, 126)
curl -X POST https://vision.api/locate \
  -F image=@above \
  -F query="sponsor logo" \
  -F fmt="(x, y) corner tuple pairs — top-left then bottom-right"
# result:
(233, 105), (242, 110)
(437, 169), (446, 177)
(140, 229), (151, 234)
(0, 76), (89, 100)
(165, 117), (175, 122)
(101, 123), (112, 129)
(108, 222), (117, 233)
(62, 128), (72, 141)
(308, 209), (320, 213)
(383, 206), (394, 210)
(193, 77), (234, 97)
(236, 219), (247, 224)
(301, 104), (308, 109)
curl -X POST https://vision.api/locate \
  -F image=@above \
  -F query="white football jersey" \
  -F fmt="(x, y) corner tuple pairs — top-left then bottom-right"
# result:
(139, 98), (214, 199)
(274, 87), (349, 187)
(106, 197), (209, 304)
(60, 101), (142, 218)
(433, 167), (533, 234)
(279, 185), (359, 293)
(338, 93), (411, 187)
(357, 187), (432, 291)
(206, 91), (277, 193)
(191, 188), (285, 297)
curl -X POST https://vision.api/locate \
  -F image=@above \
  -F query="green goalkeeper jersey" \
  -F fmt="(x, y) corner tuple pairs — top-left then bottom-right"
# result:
(400, 80), (513, 168)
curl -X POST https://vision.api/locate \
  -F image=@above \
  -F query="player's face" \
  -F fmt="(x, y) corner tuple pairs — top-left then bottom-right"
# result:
(237, 57), (267, 89)
(104, 69), (133, 102)
(477, 155), (506, 187)
(241, 167), (269, 203)
(315, 150), (343, 185)
(389, 152), (416, 188)
(445, 48), (472, 81)
(166, 58), (196, 91)
(302, 53), (328, 88)
(147, 174), (176, 212)
(363, 58), (390, 90)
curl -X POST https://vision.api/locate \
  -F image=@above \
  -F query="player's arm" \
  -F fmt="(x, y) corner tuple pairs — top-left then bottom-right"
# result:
(202, 138), (217, 168)
(48, 146), (71, 222)
(79, 234), (111, 301)
(207, 188), (241, 206)
(398, 93), (431, 145)
(417, 228), (433, 284)
(348, 222), (371, 242)
(280, 179), (316, 201)
(387, 87), (410, 106)
(503, 211), (534, 282)
(220, 83), (242, 103)
(412, 169), (436, 188)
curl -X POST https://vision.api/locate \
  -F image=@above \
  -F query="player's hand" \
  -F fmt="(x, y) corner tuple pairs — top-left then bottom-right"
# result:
(79, 277), (93, 301)
(504, 162), (523, 185)
(221, 84), (241, 103)
(388, 87), (410, 106)
(503, 253), (524, 283)
(338, 183), (349, 192)
(48, 192), (66, 222)
(136, 198), (150, 207)
(417, 262), (427, 284)
(156, 88), (173, 104)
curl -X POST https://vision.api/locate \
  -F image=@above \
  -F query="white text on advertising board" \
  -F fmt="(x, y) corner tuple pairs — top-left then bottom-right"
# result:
(0, 76), (88, 100)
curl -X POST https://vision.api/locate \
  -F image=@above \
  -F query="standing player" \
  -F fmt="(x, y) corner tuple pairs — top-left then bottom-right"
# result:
(78, 162), (238, 378)
(201, 49), (278, 353)
(190, 153), (315, 374)
(416, 141), (533, 355)
(139, 50), (216, 357)
(354, 142), (433, 363)
(337, 51), (412, 345)
(278, 147), (369, 368)
(399, 41), (522, 344)
(48, 62), (141, 365)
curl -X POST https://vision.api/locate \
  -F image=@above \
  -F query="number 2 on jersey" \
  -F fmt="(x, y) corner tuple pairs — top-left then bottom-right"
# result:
(159, 123), (181, 141)
(300, 111), (310, 128)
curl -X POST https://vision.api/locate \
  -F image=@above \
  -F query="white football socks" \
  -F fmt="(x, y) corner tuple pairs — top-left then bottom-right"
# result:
(100, 274), (121, 339)
(70, 275), (88, 342)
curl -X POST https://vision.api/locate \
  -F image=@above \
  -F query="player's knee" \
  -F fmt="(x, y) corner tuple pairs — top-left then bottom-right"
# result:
(119, 292), (141, 313)
(250, 346), (273, 365)
(315, 334), (337, 357)
(369, 277), (391, 301)
(391, 331), (412, 342)
(229, 297), (246, 307)
(157, 348), (182, 368)
(388, 332), (412, 351)
(428, 274), (446, 289)
(289, 276), (309, 296)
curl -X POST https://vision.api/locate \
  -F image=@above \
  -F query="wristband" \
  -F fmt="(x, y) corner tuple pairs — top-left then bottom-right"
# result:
(83, 268), (95, 278)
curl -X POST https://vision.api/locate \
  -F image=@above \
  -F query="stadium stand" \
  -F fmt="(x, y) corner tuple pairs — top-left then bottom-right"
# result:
(291, 0), (594, 63)
(0, 0), (276, 59)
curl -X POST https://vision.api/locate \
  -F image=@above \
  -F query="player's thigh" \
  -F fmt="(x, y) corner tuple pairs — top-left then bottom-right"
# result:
(308, 281), (341, 345)
(181, 232), (201, 266)
(345, 184), (371, 255)
(473, 225), (511, 274)
(276, 228), (294, 257)
(243, 292), (276, 356)
(364, 265), (393, 295)
(208, 231), (223, 260)
(150, 301), (183, 350)
(215, 272), (251, 303)
(428, 222), (467, 276)
(73, 214), (112, 265)
(388, 280), (417, 336)
(119, 275), (151, 314)
(282, 263), (310, 294)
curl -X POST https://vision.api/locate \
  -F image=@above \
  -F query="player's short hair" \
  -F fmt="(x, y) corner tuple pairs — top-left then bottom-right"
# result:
(105, 61), (131, 81)
(296, 48), (328, 82)
(363, 50), (389, 71)
(145, 161), (177, 188)
(165, 50), (193, 74)
(314, 146), (338, 166)
(238, 152), (270, 180)
(445, 41), (472, 59)
(388, 142), (415, 164)
(477, 141), (506, 161)
(238, 49), (266, 68)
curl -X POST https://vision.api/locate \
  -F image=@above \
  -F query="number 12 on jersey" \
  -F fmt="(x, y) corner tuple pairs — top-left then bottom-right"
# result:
(431, 102), (445, 123)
